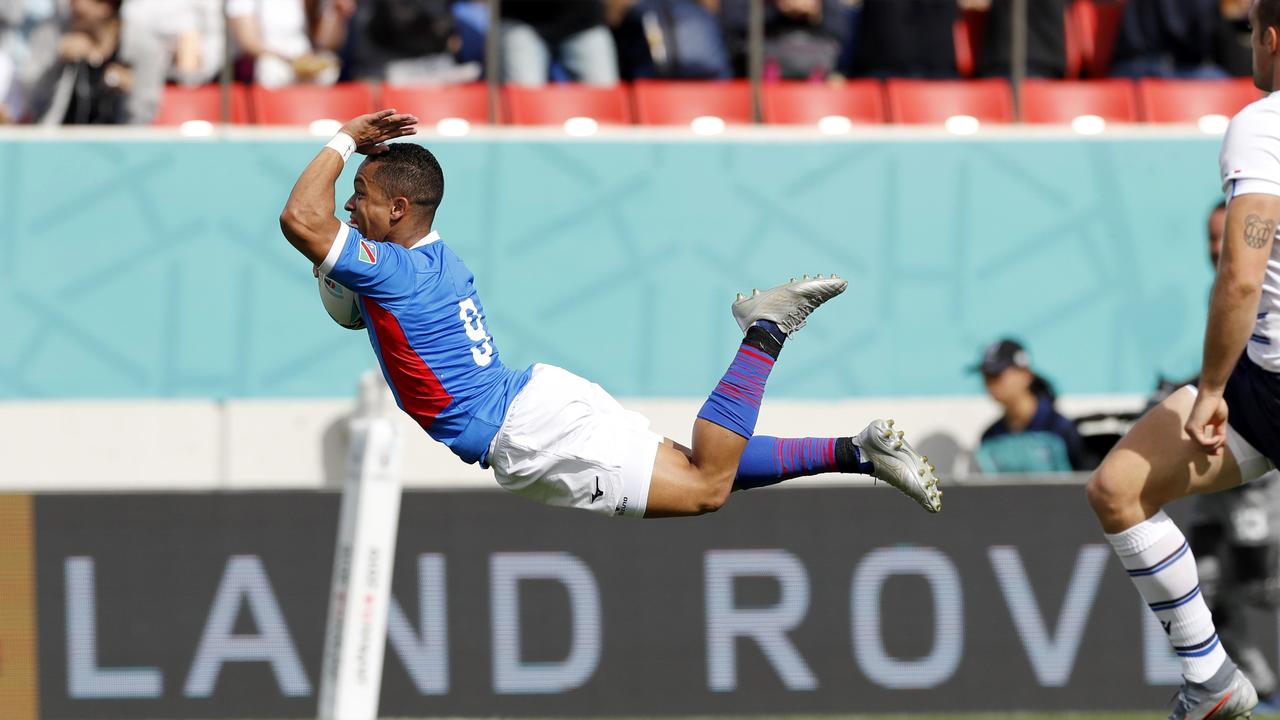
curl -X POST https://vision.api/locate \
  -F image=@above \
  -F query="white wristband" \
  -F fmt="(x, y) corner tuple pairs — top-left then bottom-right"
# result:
(324, 132), (356, 163)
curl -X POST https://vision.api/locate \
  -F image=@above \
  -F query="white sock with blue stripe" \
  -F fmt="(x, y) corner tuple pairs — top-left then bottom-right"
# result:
(1106, 510), (1228, 683)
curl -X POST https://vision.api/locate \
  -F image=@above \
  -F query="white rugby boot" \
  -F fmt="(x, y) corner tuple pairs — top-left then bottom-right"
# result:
(855, 419), (943, 513)
(732, 275), (848, 336)
(1169, 666), (1258, 720)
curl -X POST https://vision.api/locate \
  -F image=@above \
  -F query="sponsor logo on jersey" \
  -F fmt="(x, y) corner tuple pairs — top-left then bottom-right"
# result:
(590, 477), (604, 504)
(358, 240), (377, 264)
(614, 496), (629, 516)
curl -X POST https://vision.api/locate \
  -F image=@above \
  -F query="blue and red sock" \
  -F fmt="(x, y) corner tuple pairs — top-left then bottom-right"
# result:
(698, 320), (874, 488)
(734, 436), (874, 490)
(696, 322), (783, 438)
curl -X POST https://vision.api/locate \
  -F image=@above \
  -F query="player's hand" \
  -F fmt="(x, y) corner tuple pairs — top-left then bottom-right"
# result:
(341, 110), (418, 156)
(1185, 390), (1229, 455)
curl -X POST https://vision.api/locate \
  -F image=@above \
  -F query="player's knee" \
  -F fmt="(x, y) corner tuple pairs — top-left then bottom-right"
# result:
(1085, 461), (1134, 522)
(694, 472), (734, 514)
(698, 487), (732, 514)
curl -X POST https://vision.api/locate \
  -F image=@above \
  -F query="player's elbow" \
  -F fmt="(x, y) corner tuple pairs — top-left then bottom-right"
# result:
(279, 205), (324, 248)
(1219, 275), (1263, 305)
(279, 204), (311, 235)
(279, 205), (303, 238)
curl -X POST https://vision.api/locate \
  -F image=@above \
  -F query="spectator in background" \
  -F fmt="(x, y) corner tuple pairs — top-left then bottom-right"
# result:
(0, 1), (20, 122)
(501, 0), (619, 86)
(721, 0), (848, 80)
(122, 0), (224, 87)
(1, 0), (61, 121)
(1215, 0), (1252, 76)
(227, 0), (354, 88)
(0, 49), (11, 122)
(1110, 0), (1229, 78)
(24, 0), (135, 124)
(976, 0), (1067, 78)
(973, 338), (1089, 474)
(850, 0), (957, 78)
(611, 0), (731, 80)
(114, 0), (224, 124)
(348, 0), (481, 84)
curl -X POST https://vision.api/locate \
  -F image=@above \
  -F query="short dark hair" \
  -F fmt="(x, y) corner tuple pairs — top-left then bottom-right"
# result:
(1262, 0), (1280, 33)
(363, 143), (444, 211)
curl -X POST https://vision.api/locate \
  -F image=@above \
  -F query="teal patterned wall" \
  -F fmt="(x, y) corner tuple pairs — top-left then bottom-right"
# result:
(0, 135), (1222, 399)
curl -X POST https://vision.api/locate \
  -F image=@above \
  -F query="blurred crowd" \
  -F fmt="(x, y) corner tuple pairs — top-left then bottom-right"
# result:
(0, 0), (1257, 124)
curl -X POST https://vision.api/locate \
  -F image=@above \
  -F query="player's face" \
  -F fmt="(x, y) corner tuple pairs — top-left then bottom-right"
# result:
(1208, 207), (1226, 268)
(345, 164), (392, 240)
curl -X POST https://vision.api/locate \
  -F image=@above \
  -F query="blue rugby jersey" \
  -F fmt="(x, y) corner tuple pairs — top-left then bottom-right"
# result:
(320, 224), (531, 465)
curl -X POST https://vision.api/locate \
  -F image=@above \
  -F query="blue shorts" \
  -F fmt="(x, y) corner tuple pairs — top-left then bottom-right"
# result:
(1223, 353), (1280, 469)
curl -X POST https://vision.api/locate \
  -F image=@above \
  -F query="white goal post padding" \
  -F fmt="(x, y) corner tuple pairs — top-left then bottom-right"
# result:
(319, 372), (405, 720)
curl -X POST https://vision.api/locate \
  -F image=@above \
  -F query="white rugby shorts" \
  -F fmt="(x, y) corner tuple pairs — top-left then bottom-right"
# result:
(487, 364), (662, 518)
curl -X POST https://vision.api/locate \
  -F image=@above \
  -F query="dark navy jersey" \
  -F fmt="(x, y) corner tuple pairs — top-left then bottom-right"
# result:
(321, 224), (531, 465)
(977, 395), (1086, 473)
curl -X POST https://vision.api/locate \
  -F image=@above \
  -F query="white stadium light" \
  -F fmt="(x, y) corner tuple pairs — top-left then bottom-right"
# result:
(178, 120), (215, 137)
(563, 116), (599, 137)
(690, 115), (726, 136)
(436, 117), (471, 137)
(944, 115), (980, 136)
(1071, 114), (1107, 135)
(309, 118), (343, 137)
(818, 115), (853, 135)
(1199, 114), (1230, 135)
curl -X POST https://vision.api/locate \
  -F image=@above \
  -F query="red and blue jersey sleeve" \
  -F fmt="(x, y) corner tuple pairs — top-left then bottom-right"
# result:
(318, 224), (416, 301)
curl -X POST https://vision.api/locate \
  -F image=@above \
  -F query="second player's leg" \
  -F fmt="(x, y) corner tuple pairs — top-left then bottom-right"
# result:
(1086, 386), (1243, 533)
(1087, 385), (1259, 716)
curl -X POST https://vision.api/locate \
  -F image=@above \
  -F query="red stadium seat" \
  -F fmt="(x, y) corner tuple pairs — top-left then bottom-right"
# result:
(152, 84), (249, 125)
(504, 85), (632, 125)
(1020, 79), (1138, 123)
(251, 83), (375, 125)
(886, 79), (1014, 124)
(632, 80), (752, 125)
(1138, 78), (1262, 122)
(380, 83), (491, 124)
(761, 81), (885, 125)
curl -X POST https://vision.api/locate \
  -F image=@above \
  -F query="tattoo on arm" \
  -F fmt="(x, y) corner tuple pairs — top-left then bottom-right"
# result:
(1244, 214), (1276, 249)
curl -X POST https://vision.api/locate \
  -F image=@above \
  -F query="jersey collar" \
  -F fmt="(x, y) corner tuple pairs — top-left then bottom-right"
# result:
(410, 231), (441, 249)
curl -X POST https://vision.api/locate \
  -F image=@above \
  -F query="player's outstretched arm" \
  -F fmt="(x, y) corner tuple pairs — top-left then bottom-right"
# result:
(1188, 192), (1280, 451)
(279, 109), (418, 265)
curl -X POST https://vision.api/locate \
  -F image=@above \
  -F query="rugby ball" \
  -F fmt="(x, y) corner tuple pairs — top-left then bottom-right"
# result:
(318, 273), (365, 330)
